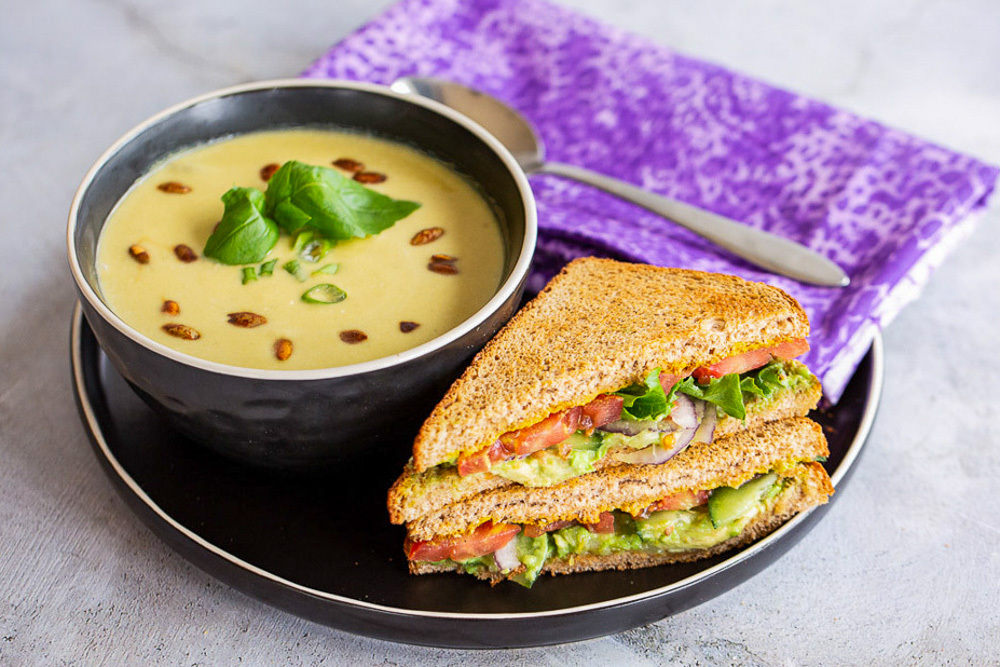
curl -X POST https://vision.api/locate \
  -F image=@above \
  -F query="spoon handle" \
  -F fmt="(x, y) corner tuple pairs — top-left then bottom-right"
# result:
(539, 161), (849, 287)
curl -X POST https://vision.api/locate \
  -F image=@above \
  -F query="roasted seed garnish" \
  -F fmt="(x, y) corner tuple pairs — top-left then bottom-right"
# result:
(157, 181), (192, 194)
(274, 338), (293, 361)
(129, 244), (150, 264)
(161, 300), (180, 315)
(162, 323), (200, 340)
(410, 227), (444, 246)
(339, 330), (368, 344)
(428, 254), (459, 275)
(399, 321), (420, 333)
(429, 263), (459, 275)
(260, 163), (280, 181)
(227, 311), (267, 328)
(353, 171), (386, 184)
(173, 244), (198, 263)
(332, 158), (364, 173)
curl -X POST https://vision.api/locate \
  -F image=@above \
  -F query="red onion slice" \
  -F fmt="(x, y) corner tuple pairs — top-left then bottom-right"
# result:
(613, 426), (697, 464)
(670, 394), (699, 429)
(693, 397), (705, 423)
(692, 404), (717, 444)
(493, 537), (520, 571)
(599, 419), (677, 436)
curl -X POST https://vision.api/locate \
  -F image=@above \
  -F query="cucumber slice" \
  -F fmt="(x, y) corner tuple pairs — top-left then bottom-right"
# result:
(708, 473), (778, 528)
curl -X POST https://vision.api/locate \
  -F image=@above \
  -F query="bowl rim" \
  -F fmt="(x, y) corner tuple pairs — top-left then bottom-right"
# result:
(67, 78), (537, 381)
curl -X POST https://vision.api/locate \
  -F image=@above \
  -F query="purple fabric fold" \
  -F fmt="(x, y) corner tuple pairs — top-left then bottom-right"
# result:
(303, 0), (997, 401)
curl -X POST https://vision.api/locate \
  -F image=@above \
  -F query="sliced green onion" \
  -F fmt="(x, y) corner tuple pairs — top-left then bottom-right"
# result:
(291, 230), (313, 254)
(283, 259), (308, 282)
(311, 263), (339, 276)
(292, 230), (333, 263)
(301, 283), (347, 304)
(241, 267), (257, 284)
(259, 258), (278, 276)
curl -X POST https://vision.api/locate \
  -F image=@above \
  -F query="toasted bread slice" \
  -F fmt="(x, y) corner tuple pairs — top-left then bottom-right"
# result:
(412, 258), (809, 471)
(388, 376), (821, 526)
(409, 461), (832, 582)
(406, 417), (827, 542)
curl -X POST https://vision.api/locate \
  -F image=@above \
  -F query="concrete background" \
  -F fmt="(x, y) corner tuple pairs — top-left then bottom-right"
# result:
(2, 0), (998, 663)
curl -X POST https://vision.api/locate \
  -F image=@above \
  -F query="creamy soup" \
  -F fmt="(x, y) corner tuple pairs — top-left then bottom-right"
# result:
(96, 129), (506, 370)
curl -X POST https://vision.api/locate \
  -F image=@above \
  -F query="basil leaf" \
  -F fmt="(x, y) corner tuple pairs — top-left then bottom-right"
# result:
(203, 187), (279, 265)
(265, 161), (419, 240)
(614, 370), (670, 420)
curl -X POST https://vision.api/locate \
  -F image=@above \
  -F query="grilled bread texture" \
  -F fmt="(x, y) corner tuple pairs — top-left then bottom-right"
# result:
(388, 378), (822, 526)
(411, 258), (810, 471)
(405, 417), (828, 542)
(409, 461), (833, 581)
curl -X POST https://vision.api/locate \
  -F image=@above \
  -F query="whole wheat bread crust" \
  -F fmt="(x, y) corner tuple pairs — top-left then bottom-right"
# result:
(406, 418), (827, 542)
(412, 259), (809, 471)
(409, 461), (832, 581)
(388, 378), (821, 526)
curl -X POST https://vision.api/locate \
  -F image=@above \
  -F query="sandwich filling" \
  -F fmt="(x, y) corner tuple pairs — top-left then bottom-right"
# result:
(406, 463), (822, 587)
(414, 342), (815, 495)
(450, 339), (811, 485)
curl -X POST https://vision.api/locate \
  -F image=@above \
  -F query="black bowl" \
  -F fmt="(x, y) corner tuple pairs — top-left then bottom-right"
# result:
(67, 79), (536, 470)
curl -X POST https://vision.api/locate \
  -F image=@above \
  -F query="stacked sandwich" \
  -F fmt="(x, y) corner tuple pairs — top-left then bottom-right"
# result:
(388, 258), (833, 586)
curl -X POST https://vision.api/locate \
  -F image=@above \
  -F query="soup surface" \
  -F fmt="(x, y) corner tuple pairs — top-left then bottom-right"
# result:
(96, 129), (506, 370)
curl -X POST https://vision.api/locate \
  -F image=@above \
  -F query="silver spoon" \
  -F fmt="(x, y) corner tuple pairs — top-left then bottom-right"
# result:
(391, 77), (850, 288)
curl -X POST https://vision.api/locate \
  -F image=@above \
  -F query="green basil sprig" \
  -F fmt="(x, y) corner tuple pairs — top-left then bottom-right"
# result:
(202, 161), (420, 266)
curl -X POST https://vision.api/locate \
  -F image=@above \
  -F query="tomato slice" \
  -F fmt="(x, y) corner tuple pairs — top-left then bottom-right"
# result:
(523, 520), (575, 538)
(582, 512), (616, 534)
(407, 522), (521, 562)
(580, 395), (624, 431)
(648, 489), (710, 512)
(631, 490), (710, 519)
(692, 338), (809, 383)
(457, 440), (509, 476)
(659, 372), (681, 392)
(500, 406), (582, 457)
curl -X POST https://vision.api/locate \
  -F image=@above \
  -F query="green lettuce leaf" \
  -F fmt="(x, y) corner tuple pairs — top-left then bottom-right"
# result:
(673, 374), (749, 420)
(264, 161), (420, 240)
(616, 360), (804, 424)
(203, 187), (279, 265)
(613, 370), (670, 420)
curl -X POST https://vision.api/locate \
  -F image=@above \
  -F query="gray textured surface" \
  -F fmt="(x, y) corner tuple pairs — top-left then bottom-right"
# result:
(2, 0), (999, 664)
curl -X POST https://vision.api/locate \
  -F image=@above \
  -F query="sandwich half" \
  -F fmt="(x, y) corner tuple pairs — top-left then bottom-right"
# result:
(387, 258), (833, 585)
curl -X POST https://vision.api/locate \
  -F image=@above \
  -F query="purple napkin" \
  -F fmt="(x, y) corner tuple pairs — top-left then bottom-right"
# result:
(303, 0), (997, 402)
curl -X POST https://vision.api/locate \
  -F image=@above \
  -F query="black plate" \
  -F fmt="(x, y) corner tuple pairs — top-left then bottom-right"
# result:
(71, 305), (882, 648)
